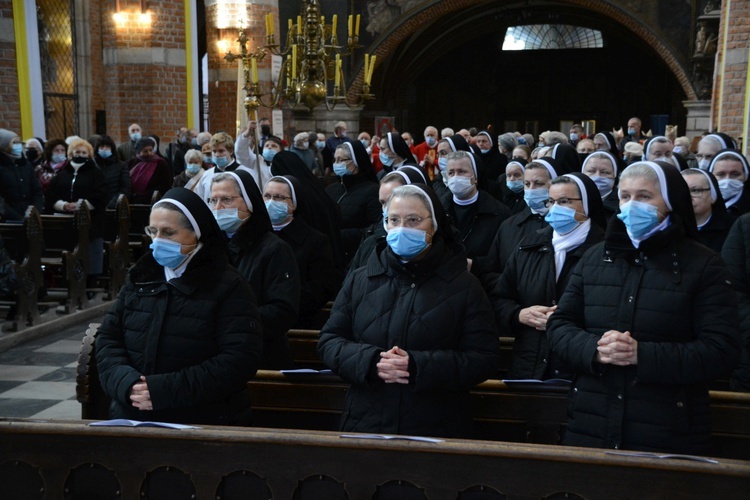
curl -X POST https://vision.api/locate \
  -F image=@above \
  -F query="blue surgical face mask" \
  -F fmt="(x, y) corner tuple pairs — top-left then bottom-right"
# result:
(150, 238), (190, 268)
(426, 136), (436, 147)
(316, 140), (326, 150)
(262, 149), (277, 164)
(265, 200), (291, 225)
(98, 149), (112, 159)
(698, 159), (710, 171)
(617, 200), (660, 239)
(480, 148), (491, 154)
(191, 138), (198, 146)
(386, 226), (430, 260)
(524, 187), (549, 215)
(545, 204), (581, 234)
(718, 178), (744, 201)
(333, 162), (351, 176)
(506, 179), (524, 193)
(360, 139), (369, 149)
(213, 208), (245, 233)
(10, 143), (23, 157)
(379, 152), (394, 167)
(570, 133), (579, 142)
(627, 128), (636, 136)
(212, 155), (229, 169)
(438, 158), (448, 171)
(591, 176), (615, 197)
(186, 163), (202, 175)
(447, 175), (475, 199)
(130, 132), (142, 141)
(52, 153), (67, 164)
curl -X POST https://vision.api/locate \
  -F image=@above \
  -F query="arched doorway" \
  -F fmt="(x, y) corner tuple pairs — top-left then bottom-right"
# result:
(362, 0), (695, 137)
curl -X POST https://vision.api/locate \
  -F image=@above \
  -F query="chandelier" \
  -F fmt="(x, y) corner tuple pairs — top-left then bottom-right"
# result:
(224, 0), (377, 113)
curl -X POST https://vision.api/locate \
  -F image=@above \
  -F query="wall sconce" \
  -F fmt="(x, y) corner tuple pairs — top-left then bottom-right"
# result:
(112, 0), (152, 28)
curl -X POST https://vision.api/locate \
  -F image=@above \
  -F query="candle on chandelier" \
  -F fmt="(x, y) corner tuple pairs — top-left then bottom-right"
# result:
(251, 57), (258, 84)
(355, 15), (361, 37)
(335, 54), (341, 87)
(332, 15), (338, 38)
(348, 15), (352, 38)
(292, 45), (297, 80)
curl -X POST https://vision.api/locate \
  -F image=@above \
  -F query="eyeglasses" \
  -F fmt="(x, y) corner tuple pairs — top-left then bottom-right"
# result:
(145, 226), (184, 239)
(695, 154), (715, 161)
(544, 197), (581, 208)
(334, 157), (352, 163)
(385, 215), (431, 228)
(208, 196), (242, 207)
(263, 193), (291, 202)
(689, 188), (711, 197)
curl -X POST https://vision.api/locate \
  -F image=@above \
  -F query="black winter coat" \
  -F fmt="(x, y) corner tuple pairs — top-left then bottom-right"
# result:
(96, 242), (263, 425)
(491, 224), (604, 379)
(0, 153), (44, 221)
(318, 239), (501, 438)
(95, 156), (132, 209)
(229, 225), (300, 369)
(445, 191), (511, 276)
(547, 220), (740, 454)
(325, 175), (381, 264)
(276, 217), (342, 328)
(44, 160), (107, 239)
(720, 213), (750, 392)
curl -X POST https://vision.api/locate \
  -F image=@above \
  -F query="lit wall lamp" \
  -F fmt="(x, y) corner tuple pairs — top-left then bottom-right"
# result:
(112, 0), (152, 28)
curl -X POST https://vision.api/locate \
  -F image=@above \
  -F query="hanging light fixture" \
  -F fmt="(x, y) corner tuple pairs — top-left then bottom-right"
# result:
(224, 0), (376, 113)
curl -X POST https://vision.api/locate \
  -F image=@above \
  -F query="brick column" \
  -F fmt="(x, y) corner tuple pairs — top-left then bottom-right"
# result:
(102, 0), (189, 145)
(0, 0), (21, 132)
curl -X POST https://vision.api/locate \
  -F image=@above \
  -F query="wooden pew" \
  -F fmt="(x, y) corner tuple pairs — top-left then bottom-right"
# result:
(40, 203), (91, 313)
(0, 206), (43, 331)
(1, 419), (748, 499)
(128, 202), (152, 261)
(103, 195), (131, 300)
(78, 325), (750, 460)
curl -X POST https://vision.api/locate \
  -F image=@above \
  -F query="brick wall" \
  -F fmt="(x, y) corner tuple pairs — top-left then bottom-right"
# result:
(714, 0), (749, 152)
(0, 0), (20, 131)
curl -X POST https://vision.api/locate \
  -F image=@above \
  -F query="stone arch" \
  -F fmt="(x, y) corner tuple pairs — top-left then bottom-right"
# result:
(350, 0), (697, 101)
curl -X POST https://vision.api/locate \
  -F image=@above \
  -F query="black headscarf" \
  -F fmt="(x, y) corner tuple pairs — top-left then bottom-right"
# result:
(224, 169), (273, 237)
(386, 132), (415, 165)
(395, 165), (427, 184)
(705, 133), (737, 151)
(531, 157), (561, 180)
(445, 134), (471, 153)
(154, 187), (225, 250)
(342, 140), (378, 182)
(471, 131), (507, 179)
(561, 172), (607, 230)
(594, 131), (619, 158)
(410, 183), (455, 246)
(466, 151), (489, 192)
(682, 168), (728, 226)
(551, 143), (581, 174)
(267, 175), (313, 228)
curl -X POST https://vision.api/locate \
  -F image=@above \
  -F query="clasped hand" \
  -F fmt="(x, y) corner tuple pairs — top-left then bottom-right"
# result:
(519, 305), (557, 331)
(596, 330), (638, 366)
(129, 375), (153, 411)
(377, 346), (410, 384)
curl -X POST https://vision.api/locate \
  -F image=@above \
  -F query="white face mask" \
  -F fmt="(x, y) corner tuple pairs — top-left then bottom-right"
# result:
(718, 178), (744, 201)
(447, 175), (475, 199)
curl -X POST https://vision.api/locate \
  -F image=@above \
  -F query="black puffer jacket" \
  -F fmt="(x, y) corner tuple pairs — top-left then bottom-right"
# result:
(318, 239), (501, 438)
(491, 224), (604, 379)
(547, 219), (740, 454)
(44, 159), (107, 238)
(720, 213), (750, 392)
(96, 241), (263, 425)
(0, 153), (44, 221)
(95, 155), (132, 209)
(325, 175), (381, 264)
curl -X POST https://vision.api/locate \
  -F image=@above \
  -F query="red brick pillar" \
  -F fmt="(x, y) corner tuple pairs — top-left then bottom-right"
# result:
(0, 0), (22, 132)
(102, 0), (189, 145)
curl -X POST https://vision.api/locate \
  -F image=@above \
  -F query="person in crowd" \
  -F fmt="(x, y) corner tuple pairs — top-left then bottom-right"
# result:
(349, 167), (427, 271)
(593, 131), (622, 167)
(481, 159), (560, 278)
(491, 173), (606, 380)
(0, 129), (44, 221)
(681, 168), (729, 252)
(146, 134), (171, 168)
(414, 126), (439, 181)
(618, 117), (647, 151)
(128, 138), (172, 204)
(326, 141), (381, 265)
(323, 121), (351, 173)
(697, 133), (737, 170)
(643, 136), (678, 169)
(309, 131), (325, 177)
(165, 127), (192, 175)
(196, 131), (212, 151)
(457, 128), (472, 143)
(581, 151), (620, 221)
(498, 133), (518, 161)
(442, 150), (511, 274)
(539, 131), (568, 148)
(210, 170), (300, 369)
(263, 175), (341, 327)
(290, 131), (315, 172)
(96, 188), (263, 425)
(377, 132), (417, 179)
(472, 131), (507, 180)
(498, 159), (528, 215)
(512, 144), (531, 162)
(576, 138), (596, 156)
(271, 151), (344, 270)
(357, 131), (372, 151)
(709, 150), (750, 223)
(93, 135), (131, 209)
(172, 149), (207, 192)
(547, 161), (740, 455)
(24, 138), (44, 171)
(117, 123), (143, 163)
(720, 212), (750, 392)
(548, 142), (581, 173)
(38, 138), (68, 191)
(623, 142), (643, 165)
(195, 132), (252, 203)
(401, 131), (416, 154)
(45, 139), (107, 279)
(674, 136), (698, 169)
(201, 141), (214, 167)
(426, 134), (472, 201)
(569, 124), (584, 146)
(441, 127), (454, 139)
(318, 183), (501, 438)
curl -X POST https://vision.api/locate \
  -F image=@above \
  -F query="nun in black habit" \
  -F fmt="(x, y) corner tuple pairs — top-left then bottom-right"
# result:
(432, 134), (472, 200)
(471, 130), (508, 181)
(550, 143), (582, 174)
(377, 132), (418, 180)
(680, 168), (730, 252)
